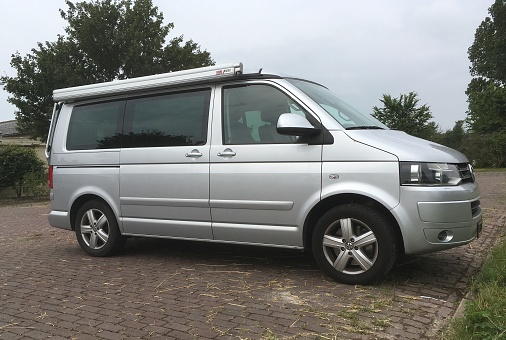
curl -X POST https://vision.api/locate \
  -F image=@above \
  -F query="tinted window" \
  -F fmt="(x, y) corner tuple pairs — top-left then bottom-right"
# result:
(67, 101), (124, 150)
(123, 89), (211, 148)
(222, 85), (310, 145)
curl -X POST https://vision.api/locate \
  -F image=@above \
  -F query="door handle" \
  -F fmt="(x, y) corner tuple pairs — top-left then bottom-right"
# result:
(185, 149), (203, 158)
(217, 148), (236, 157)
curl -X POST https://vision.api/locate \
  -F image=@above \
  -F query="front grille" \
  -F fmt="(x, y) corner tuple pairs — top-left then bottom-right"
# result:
(471, 200), (481, 217)
(457, 163), (474, 183)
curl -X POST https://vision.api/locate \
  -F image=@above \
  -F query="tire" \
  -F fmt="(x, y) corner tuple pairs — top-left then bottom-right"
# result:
(312, 204), (397, 285)
(74, 200), (126, 257)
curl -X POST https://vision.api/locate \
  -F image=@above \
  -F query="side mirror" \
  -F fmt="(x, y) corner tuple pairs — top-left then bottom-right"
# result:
(277, 113), (321, 136)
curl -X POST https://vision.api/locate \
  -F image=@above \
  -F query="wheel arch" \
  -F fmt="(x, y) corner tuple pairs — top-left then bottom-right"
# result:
(303, 193), (404, 254)
(70, 194), (117, 231)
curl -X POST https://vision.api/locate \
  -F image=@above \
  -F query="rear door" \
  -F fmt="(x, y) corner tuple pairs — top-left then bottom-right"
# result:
(209, 82), (322, 247)
(119, 87), (214, 239)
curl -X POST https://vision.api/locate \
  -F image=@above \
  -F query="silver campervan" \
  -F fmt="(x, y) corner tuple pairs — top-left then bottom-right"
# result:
(46, 63), (482, 285)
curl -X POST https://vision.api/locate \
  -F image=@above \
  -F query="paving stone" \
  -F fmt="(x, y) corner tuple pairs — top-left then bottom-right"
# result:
(0, 172), (503, 339)
(0, 331), (23, 340)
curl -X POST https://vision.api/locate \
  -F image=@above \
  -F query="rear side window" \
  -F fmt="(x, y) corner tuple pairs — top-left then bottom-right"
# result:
(67, 101), (124, 150)
(122, 89), (211, 148)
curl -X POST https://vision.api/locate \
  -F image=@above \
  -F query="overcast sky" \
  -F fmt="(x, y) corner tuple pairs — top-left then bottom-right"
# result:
(0, 0), (492, 130)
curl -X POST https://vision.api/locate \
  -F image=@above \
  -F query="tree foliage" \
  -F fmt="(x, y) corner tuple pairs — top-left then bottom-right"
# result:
(437, 120), (466, 150)
(1, 0), (214, 141)
(465, 0), (506, 167)
(372, 92), (439, 140)
(466, 78), (506, 134)
(468, 0), (506, 83)
(463, 132), (506, 168)
(0, 145), (46, 198)
(2, 38), (90, 139)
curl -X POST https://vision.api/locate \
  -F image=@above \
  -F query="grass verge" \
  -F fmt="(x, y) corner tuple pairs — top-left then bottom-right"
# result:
(475, 168), (506, 173)
(444, 235), (506, 339)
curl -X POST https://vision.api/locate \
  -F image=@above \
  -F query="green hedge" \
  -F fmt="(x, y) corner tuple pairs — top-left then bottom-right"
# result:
(0, 145), (47, 198)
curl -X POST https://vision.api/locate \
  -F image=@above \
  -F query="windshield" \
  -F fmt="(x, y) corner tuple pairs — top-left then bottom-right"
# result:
(287, 79), (387, 130)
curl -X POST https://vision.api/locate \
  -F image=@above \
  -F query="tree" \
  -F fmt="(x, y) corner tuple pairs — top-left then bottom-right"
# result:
(372, 92), (439, 140)
(468, 0), (506, 84)
(439, 120), (466, 149)
(458, 132), (506, 168)
(1, 0), (214, 141)
(2, 37), (91, 139)
(466, 79), (506, 133)
(0, 145), (46, 198)
(466, 0), (506, 167)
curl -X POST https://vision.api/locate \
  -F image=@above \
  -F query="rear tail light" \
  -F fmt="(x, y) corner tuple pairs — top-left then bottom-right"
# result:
(48, 166), (53, 189)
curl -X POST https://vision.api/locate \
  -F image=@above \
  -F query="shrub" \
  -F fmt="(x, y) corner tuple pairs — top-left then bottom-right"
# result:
(461, 132), (506, 168)
(0, 145), (46, 198)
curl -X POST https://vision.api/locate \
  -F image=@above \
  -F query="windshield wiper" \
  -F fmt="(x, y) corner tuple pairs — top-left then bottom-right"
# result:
(346, 126), (385, 130)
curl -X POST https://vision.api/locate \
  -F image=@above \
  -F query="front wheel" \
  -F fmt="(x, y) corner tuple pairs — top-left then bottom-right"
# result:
(74, 200), (125, 257)
(312, 204), (397, 285)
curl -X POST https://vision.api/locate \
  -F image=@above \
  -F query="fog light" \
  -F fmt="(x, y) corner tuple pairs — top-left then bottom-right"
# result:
(437, 230), (454, 242)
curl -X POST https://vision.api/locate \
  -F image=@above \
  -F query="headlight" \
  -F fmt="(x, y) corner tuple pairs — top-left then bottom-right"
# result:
(400, 162), (462, 186)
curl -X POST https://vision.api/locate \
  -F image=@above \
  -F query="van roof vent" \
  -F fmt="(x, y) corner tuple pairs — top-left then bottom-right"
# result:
(53, 63), (243, 102)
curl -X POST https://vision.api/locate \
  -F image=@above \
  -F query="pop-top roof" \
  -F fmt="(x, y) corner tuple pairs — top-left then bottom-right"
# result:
(53, 63), (243, 102)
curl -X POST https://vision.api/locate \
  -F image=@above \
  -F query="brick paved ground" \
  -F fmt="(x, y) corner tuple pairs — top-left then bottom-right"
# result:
(0, 172), (504, 339)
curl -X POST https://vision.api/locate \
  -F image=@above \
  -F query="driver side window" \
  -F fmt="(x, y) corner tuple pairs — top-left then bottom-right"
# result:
(222, 84), (308, 145)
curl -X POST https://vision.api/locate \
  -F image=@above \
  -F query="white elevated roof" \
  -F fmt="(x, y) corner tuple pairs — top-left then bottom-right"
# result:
(53, 63), (243, 102)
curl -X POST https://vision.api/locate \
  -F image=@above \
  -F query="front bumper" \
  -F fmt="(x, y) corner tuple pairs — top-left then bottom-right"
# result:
(392, 183), (482, 254)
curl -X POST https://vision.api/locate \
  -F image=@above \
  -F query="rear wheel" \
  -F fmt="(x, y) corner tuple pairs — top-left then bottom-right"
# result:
(312, 204), (397, 285)
(75, 200), (125, 256)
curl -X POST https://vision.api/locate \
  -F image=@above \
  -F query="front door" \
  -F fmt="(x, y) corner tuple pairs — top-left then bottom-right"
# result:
(209, 82), (322, 247)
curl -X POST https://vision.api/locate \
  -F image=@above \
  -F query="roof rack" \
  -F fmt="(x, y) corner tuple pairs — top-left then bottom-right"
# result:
(53, 63), (243, 102)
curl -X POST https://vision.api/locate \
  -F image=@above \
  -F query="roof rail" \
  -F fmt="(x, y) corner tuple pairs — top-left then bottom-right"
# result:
(53, 63), (243, 102)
